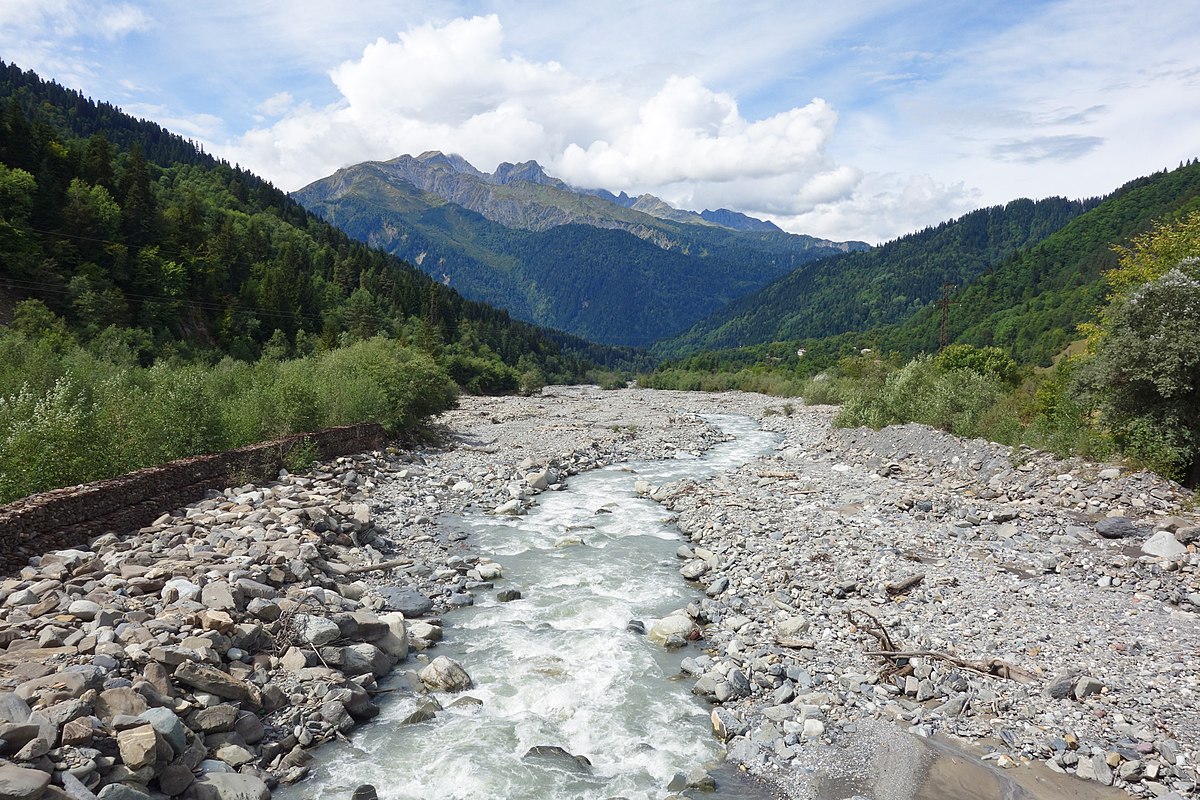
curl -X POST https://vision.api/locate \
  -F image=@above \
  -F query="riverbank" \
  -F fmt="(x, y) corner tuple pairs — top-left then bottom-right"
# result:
(652, 403), (1199, 799)
(0, 387), (1194, 799)
(0, 388), (751, 799)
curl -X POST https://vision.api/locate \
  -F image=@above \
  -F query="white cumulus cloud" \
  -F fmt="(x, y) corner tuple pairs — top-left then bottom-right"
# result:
(215, 14), (879, 239)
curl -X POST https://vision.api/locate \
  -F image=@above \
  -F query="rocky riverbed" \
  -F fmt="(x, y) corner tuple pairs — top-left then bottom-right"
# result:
(0, 386), (1195, 800)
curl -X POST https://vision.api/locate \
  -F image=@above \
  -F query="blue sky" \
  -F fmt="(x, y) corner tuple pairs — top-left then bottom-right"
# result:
(2, 1), (1198, 242)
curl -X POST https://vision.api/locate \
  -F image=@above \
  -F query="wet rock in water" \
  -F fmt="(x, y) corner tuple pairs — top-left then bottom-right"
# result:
(401, 696), (442, 725)
(377, 587), (434, 617)
(626, 619), (646, 635)
(523, 745), (593, 773)
(419, 656), (473, 692)
(351, 786), (380, 800)
(648, 612), (695, 646)
(496, 589), (522, 602)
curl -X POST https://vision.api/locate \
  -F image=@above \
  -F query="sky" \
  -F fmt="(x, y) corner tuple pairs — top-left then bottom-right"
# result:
(2, 1), (1199, 243)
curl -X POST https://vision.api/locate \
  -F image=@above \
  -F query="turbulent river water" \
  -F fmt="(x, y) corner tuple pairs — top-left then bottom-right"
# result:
(277, 415), (779, 800)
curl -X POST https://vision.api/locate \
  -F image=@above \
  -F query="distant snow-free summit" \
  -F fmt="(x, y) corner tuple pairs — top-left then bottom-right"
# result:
(293, 152), (868, 347)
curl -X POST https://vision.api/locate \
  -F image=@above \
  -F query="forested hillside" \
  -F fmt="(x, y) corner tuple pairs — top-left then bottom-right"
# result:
(663, 160), (1200, 365)
(294, 155), (869, 347)
(0, 59), (634, 376)
(882, 160), (1200, 363)
(0, 61), (642, 503)
(658, 196), (1096, 355)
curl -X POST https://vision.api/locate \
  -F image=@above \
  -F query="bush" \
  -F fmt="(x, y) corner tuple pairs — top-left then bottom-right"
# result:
(1076, 263), (1200, 482)
(935, 344), (1020, 385)
(0, 331), (459, 503)
(836, 355), (1012, 438)
(0, 377), (102, 501)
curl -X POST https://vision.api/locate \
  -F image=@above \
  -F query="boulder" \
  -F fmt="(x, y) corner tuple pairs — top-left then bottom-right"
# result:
(172, 663), (261, 706)
(139, 707), (187, 754)
(95, 688), (148, 722)
(191, 705), (237, 734)
(711, 708), (746, 741)
(374, 613), (408, 659)
(0, 723), (42, 757)
(67, 600), (103, 621)
(775, 616), (810, 640)
(184, 774), (270, 800)
(200, 582), (238, 612)
(0, 694), (30, 724)
(419, 656), (473, 692)
(158, 762), (195, 796)
(1142, 530), (1187, 558)
(98, 784), (152, 800)
(377, 587), (433, 617)
(293, 615), (340, 647)
(0, 764), (51, 800)
(117, 724), (161, 770)
(61, 716), (96, 746)
(647, 613), (695, 646)
(523, 745), (592, 773)
(1095, 517), (1138, 539)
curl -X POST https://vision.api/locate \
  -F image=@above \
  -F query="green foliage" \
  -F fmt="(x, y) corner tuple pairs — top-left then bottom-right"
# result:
(0, 59), (628, 385)
(0, 376), (99, 501)
(1076, 261), (1200, 482)
(934, 344), (1020, 385)
(1019, 359), (1113, 461)
(283, 436), (321, 474)
(663, 160), (1200, 368)
(835, 356), (1017, 439)
(660, 196), (1093, 356)
(639, 367), (809, 397)
(439, 344), (519, 395)
(0, 331), (458, 503)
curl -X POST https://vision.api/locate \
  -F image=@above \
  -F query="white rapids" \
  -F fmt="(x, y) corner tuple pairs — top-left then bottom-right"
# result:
(277, 414), (780, 800)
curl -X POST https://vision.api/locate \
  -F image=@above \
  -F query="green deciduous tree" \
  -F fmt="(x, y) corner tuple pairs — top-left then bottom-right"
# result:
(1078, 261), (1200, 484)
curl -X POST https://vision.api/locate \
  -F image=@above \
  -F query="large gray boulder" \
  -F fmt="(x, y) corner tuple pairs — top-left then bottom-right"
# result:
(374, 612), (409, 659)
(377, 587), (433, 617)
(1142, 530), (1187, 558)
(0, 763), (50, 800)
(185, 773), (270, 800)
(293, 614), (340, 647)
(1095, 517), (1138, 539)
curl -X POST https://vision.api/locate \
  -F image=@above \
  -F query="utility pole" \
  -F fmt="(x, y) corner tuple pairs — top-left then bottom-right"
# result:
(938, 282), (958, 352)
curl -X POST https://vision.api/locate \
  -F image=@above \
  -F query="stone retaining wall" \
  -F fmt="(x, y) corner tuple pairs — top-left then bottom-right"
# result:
(0, 423), (385, 575)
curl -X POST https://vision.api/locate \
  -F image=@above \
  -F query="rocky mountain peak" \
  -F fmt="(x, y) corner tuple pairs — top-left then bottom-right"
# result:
(491, 160), (559, 187)
(413, 151), (483, 176)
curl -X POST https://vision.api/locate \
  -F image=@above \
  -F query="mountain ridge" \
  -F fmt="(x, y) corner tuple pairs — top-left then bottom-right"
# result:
(294, 153), (868, 346)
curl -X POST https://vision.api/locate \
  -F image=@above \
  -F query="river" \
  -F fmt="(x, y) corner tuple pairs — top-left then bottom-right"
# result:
(277, 414), (780, 799)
